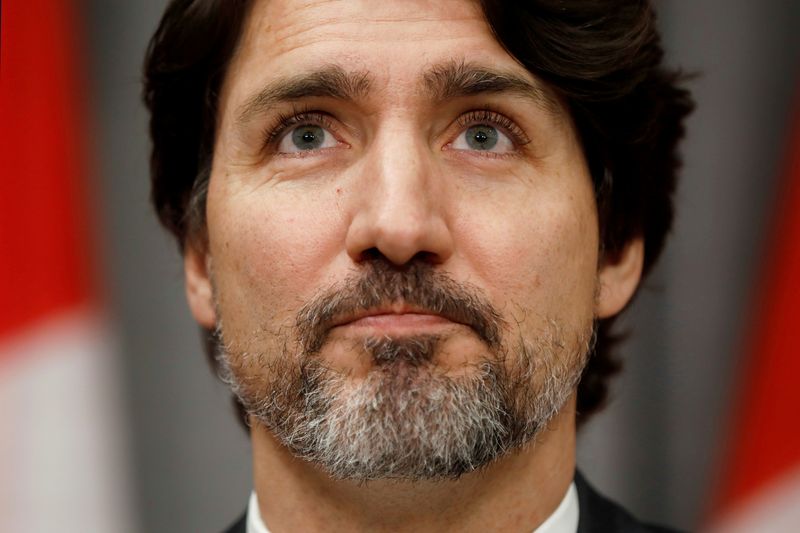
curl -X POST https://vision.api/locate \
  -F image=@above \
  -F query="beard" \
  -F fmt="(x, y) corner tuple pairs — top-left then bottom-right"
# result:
(214, 261), (594, 481)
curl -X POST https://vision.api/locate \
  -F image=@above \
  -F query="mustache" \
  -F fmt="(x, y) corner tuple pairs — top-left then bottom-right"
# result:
(295, 260), (506, 354)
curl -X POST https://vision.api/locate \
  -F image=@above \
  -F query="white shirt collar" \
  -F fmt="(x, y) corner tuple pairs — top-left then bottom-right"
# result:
(535, 481), (579, 533)
(247, 481), (579, 533)
(246, 490), (268, 533)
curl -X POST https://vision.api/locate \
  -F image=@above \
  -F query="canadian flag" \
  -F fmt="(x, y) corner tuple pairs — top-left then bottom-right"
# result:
(1, 1), (134, 532)
(707, 92), (800, 531)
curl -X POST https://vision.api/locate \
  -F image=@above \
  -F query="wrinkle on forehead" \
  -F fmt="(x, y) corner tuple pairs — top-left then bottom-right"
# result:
(242, 0), (489, 57)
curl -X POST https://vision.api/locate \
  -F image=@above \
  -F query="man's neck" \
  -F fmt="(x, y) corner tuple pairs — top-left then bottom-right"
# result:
(250, 397), (577, 533)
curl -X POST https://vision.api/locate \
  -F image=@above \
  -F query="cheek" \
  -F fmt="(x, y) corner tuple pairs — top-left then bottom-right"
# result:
(206, 180), (347, 337)
(455, 184), (599, 325)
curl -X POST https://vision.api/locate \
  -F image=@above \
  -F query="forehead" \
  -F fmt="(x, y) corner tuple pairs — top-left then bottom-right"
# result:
(223, 0), (537, 104)
(247, 0), (489, 46)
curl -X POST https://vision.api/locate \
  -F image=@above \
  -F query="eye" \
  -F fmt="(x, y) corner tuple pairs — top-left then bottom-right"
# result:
(452, 124), (515, 153)
(448, 110), (527, 155)
(277, 124), (339, 153)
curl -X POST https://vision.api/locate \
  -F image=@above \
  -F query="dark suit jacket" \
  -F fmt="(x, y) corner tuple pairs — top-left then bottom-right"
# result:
(223, 471), (682, 533)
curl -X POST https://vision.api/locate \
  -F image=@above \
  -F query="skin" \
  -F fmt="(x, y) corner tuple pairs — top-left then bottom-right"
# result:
(183, 0), (644, 531)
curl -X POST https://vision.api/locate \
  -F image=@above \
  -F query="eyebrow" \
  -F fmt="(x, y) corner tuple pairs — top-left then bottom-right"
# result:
(422, 60), (558, 113)
(235, 60), (557, 125)
(235, 65), (373, 124)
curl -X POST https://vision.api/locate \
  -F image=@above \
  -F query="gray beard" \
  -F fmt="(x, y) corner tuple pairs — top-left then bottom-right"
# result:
(215, 323), (592, 481)
(213, 260), (592, 481)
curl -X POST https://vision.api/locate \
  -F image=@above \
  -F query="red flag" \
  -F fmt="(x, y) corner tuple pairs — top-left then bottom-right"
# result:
(708, 89), (800, 532)
(1, 1), (134, 530)
(0, 0), (95, 339)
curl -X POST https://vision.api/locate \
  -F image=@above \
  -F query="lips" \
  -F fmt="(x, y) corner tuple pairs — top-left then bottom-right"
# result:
(330, 303), (468, 332)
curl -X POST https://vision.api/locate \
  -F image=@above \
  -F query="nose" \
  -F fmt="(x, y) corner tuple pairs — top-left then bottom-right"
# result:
(345, 129), (454, 266)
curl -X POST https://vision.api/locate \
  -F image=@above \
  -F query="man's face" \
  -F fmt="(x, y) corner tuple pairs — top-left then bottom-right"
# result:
(185, 0), (642, 479)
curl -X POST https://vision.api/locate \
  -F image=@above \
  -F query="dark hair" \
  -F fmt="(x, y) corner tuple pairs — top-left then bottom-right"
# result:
(144, 0), (693, 425)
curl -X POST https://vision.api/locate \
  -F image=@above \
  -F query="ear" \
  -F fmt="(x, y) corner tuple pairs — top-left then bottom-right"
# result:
(184, 242), (216, 329)
(596, 237), (644, 319)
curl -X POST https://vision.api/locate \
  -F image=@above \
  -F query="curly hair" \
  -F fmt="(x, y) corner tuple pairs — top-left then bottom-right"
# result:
(143, 0), (693, 425)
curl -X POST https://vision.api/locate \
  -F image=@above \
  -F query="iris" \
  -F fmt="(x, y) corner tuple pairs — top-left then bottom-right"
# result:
(292, 125), (325, 150)
(465, 125), (498, 150)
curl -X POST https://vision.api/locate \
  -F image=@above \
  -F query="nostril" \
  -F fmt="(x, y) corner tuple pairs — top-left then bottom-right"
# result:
(359, 247), (383, 263)
(355, 247), (443, 267)
(410, 251), (443, 265)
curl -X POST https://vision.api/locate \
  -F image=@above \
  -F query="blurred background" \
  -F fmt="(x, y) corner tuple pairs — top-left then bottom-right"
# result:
(2, 0), (799, 532)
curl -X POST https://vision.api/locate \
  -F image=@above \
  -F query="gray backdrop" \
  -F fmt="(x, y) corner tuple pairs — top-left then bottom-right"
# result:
(86, 1), (800, 531)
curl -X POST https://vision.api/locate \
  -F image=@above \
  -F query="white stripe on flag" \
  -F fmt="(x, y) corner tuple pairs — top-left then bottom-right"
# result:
(0, 309), (136, 533)
(707, 466), (800, 533)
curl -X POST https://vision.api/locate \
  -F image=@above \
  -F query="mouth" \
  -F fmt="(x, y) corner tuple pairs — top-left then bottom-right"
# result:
(330, 303), (469, 335)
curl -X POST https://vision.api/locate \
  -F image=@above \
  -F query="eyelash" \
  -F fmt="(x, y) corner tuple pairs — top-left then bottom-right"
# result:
(261, 107), (339, 151)
(454, 109), (531, 148)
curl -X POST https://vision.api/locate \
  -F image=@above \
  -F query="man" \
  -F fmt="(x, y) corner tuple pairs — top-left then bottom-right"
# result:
(143, 0), (693, 531)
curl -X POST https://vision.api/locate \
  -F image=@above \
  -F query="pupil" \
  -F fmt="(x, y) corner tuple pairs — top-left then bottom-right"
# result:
(292, 126), (325, 150)
(466, 125), (498, 150)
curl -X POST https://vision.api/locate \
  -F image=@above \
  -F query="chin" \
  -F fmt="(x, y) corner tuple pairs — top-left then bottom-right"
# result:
(219, 324), (590, 481)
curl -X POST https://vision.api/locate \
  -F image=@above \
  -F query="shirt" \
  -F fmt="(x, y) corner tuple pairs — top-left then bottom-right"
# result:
(247, 480), (579, 533)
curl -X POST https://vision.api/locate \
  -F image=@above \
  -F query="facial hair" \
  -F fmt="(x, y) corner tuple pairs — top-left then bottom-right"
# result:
(214, 261), (594, 481)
